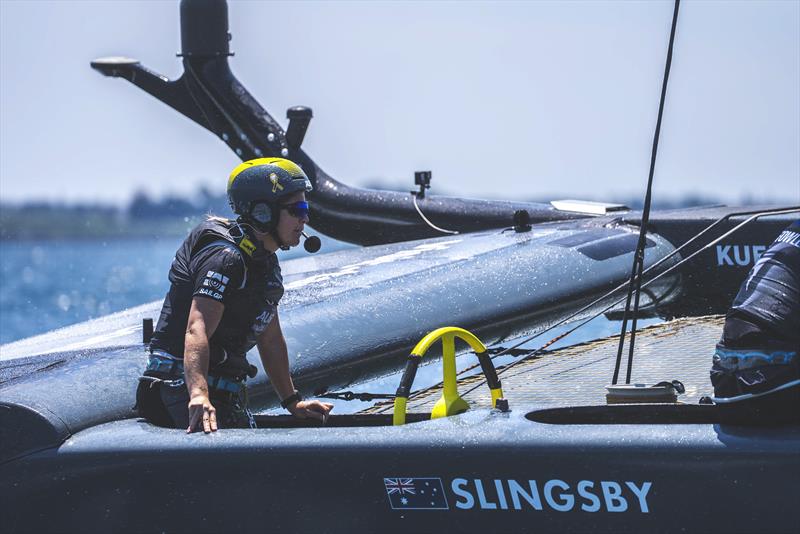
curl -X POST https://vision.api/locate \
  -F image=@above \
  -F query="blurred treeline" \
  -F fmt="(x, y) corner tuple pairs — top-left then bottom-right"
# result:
(0, 187), (233, 240)
(0, 184), (783, 240)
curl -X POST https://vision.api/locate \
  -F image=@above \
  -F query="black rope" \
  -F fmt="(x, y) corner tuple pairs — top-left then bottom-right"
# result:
(613, 0), (681, 385)
(317, 390), (396, 402)
(484, 346), (531, 356)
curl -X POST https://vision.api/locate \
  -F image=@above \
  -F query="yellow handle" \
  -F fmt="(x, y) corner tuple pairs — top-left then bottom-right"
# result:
(392, 327), (504, 425)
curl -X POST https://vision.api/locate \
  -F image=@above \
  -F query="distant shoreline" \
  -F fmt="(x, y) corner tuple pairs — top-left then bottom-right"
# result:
(0, 192), (786, 240)
(0, 192), (230, 240)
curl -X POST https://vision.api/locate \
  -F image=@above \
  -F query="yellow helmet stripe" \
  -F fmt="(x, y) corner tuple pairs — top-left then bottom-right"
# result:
(227, 157), (306, 190)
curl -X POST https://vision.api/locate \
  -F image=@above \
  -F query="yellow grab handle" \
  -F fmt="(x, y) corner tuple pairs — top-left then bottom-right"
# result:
(392, 327), (504, 425)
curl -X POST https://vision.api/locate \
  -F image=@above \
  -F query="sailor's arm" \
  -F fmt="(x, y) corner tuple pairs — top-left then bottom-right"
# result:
(184, 296), (224, 433)
(256, 312), (333, 420)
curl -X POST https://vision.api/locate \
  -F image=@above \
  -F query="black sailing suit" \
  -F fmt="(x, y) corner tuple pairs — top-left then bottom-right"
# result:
(136, 219), (283, 428)
(711, 219), (800, 422)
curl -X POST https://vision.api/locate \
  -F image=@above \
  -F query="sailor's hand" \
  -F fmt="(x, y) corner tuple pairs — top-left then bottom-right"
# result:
(187, 394), (218, 433)
(289, 400), (333, 422)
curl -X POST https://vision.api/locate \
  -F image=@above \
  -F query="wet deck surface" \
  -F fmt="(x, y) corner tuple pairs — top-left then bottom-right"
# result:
(363, 315), (724, 414)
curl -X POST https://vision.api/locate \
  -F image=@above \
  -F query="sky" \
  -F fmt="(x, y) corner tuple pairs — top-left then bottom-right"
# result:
(0, 0), (798, 207)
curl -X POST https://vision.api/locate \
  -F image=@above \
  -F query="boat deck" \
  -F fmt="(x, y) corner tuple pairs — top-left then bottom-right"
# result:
(362, 315), (724, 414)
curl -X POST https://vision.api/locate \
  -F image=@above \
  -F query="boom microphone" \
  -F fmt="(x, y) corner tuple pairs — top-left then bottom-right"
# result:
(302, 231), (321, 253)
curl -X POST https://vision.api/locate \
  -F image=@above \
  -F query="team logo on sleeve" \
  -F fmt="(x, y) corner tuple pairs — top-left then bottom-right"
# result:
(198, 270), (230, 300)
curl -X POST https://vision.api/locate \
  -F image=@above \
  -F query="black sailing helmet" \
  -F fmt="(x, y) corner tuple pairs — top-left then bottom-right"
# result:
(227, 157), (313, 233)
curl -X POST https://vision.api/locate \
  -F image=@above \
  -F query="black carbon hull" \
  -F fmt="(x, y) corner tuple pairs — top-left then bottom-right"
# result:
(1, 408), (798, 534)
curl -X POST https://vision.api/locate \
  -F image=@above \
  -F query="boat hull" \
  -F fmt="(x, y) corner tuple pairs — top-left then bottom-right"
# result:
(1, 408), (797, 533)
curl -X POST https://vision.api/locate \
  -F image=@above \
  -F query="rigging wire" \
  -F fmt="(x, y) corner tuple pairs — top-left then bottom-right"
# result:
(613, 0), (681, 385)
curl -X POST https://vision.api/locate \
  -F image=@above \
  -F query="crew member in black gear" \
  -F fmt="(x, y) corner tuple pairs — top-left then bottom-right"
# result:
(136, 157), (333, 433)
(711, 219), (800, 424)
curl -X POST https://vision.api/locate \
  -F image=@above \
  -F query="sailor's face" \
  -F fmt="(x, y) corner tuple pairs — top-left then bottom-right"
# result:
(276, 191), (308, 247)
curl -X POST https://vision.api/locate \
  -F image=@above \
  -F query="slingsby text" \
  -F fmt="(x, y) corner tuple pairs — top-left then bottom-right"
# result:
(451, 478), (652, 513)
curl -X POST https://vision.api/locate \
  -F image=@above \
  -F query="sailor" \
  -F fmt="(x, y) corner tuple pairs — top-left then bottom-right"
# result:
(136, 157), (333, 432)
(711, 219), (800, 424)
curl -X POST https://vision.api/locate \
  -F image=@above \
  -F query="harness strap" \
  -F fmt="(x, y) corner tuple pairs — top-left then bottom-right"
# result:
(713, 347), (798, 371)
(146, 353), (244, 394)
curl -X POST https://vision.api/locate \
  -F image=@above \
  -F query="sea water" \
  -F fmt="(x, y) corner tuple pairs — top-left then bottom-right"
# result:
(0, 235), (352, 344)
(0, 237), (183, 344)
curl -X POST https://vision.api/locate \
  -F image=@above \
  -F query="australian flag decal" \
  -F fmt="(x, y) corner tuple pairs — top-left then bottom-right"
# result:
(384, 478), (449, 510)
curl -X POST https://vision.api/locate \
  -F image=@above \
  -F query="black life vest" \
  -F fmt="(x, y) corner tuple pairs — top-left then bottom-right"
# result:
(149, 219), (283, 378)
(729, 219), (800, 344)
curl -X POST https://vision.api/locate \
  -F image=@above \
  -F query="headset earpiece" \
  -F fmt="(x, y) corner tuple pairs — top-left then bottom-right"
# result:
(250, 202), (273, 225)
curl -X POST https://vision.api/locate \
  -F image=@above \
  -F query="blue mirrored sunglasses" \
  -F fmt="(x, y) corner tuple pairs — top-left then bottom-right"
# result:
(280, 200), (309, 219)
